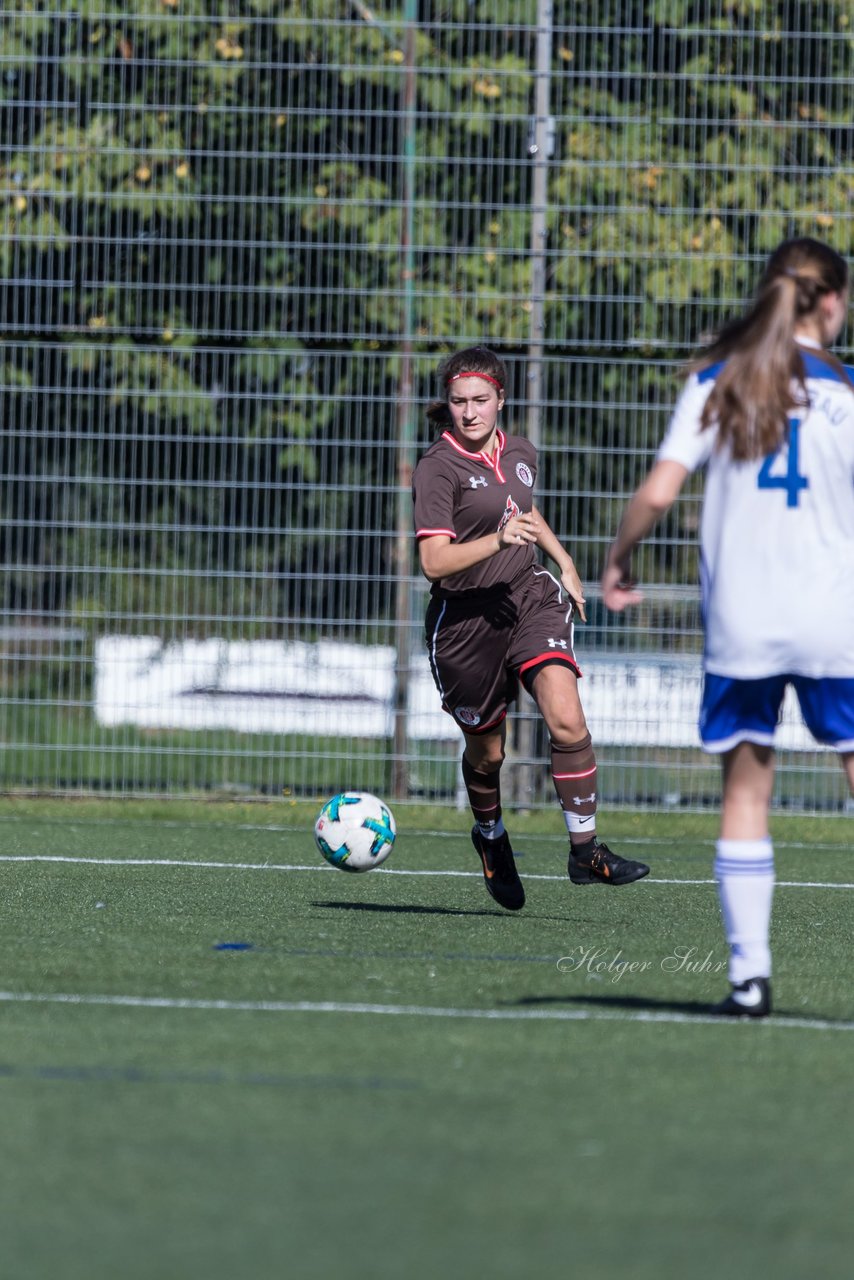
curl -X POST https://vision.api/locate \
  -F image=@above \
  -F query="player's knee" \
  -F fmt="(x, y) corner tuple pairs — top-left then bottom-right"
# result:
(479, 746), (506, 772)
(464, 741), (505, 773)
(548, 709), (588, 742)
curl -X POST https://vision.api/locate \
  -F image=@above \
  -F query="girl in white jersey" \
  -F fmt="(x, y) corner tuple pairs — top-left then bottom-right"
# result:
(601, 237), (854, 1019)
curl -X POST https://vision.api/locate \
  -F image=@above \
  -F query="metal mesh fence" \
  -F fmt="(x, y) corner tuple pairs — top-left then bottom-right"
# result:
(1, 3), (852, 812)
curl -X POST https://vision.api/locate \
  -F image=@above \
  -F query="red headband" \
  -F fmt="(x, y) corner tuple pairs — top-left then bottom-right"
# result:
(446, 371), (504, 392)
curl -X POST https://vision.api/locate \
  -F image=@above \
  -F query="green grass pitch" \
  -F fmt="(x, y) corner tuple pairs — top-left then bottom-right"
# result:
(0, 797), (851, 1280)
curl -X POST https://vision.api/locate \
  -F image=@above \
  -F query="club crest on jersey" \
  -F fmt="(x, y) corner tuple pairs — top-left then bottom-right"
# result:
(468, 474), (488, 489)
(497, 494), (521, 533)
(454, 706), (481, 726)
(515, 462), (534, 487)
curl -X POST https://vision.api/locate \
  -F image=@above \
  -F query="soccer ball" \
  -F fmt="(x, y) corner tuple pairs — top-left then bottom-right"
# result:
(314, 792), (396, 873)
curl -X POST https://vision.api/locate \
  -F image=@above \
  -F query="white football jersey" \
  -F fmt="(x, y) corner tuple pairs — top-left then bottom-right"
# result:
(657, 343), (854, 678)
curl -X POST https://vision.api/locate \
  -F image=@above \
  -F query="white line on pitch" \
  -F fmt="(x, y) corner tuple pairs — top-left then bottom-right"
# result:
(0, 989), (850, 1033)
(0, 817), (849, 854)
(0, 854), (851, 890)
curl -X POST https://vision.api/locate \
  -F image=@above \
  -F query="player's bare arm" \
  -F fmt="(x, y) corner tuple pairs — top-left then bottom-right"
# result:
(418, 511), (540, 583)
(601, 461), (688, 610)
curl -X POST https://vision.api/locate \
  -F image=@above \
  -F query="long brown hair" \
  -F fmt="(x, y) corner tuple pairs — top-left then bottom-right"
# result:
(425, 346), (508, 432)
(693, 238), (850, 460)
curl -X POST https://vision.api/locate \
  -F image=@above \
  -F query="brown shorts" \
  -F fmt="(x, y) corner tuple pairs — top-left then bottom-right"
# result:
(425, 565), (581, 734)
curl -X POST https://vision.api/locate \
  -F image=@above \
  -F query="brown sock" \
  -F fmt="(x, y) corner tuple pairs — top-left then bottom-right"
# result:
(550, 734), (598, 847)
(461, 753), (504, 837)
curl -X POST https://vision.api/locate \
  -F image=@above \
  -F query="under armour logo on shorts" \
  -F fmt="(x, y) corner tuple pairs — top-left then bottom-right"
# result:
(547, 638), (568, 649)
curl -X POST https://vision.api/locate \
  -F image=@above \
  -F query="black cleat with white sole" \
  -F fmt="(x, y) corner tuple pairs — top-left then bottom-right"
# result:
(471, 826), (525, 911)
(713, 977), (771, 1019)
(567, 838), (650, 886)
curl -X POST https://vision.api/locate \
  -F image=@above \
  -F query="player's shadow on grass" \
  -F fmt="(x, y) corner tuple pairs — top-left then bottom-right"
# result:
(507, 993), (711, 1015)
(315, 901), (578, 923)
(315, 900), (502, 918)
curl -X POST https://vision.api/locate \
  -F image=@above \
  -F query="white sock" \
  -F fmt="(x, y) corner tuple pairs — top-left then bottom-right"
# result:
(714, 838), (774, 985)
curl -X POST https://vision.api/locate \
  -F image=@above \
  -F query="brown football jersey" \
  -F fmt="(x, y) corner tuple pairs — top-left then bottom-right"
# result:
(412, 429), (538, 595)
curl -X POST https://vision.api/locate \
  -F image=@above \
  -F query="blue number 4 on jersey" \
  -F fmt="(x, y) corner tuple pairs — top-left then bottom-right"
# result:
(757, 418), (809, 508)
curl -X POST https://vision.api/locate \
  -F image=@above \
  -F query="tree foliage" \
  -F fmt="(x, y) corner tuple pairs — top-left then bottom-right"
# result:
(1, 2), (852, 628)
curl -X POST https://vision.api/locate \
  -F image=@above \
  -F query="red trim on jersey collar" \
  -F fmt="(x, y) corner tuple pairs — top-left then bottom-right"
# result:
(440, 428), (506, 483)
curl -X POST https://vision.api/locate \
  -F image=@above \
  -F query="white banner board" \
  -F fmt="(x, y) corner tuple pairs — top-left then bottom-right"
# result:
(94, 638), (825, 752)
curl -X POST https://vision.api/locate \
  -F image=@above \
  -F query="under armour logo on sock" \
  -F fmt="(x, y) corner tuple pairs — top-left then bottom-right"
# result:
(573, 793), (596, 805)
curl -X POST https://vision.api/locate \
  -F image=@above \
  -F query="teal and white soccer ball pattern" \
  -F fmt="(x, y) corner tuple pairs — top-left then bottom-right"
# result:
(314, 792), (396, 872)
